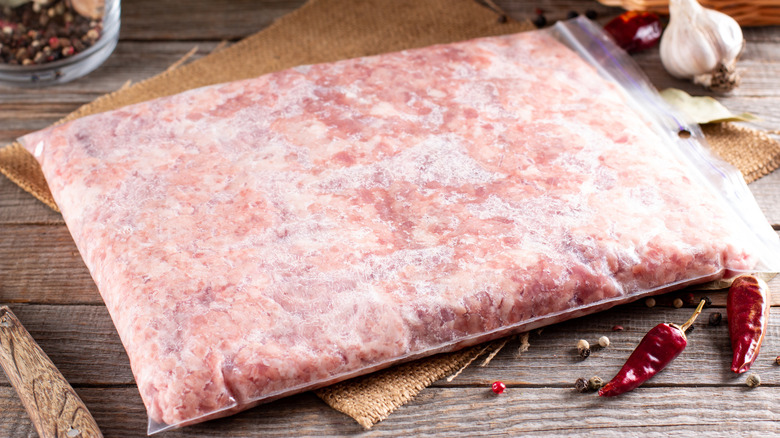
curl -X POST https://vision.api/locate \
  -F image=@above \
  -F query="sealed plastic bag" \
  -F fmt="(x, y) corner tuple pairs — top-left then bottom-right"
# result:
(19, 17), (780, 434)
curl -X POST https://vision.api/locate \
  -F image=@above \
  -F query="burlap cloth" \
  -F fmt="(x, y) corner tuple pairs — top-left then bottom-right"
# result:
(1, 0), (779, 429)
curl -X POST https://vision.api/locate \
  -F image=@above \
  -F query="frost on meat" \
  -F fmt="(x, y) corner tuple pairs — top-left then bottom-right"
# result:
(21, 30), (757, 427)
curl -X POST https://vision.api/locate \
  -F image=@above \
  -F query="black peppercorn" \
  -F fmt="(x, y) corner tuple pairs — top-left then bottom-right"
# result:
(708, 312), (722, 326)
(566, 11), (579, 19)
(574, 377), (588, 393)
(0, 0), (103, 65)
(532, 14), (547, 28)
(585, 9), (598, 20)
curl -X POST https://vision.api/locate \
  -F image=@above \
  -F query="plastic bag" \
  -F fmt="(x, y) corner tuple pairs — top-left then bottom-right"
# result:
(18, 17), (780, 434)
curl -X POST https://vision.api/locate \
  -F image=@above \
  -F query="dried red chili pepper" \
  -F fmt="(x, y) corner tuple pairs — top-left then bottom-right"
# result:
(599, 299), (705, 397)
(603, 11), (662, 54)
(728, 275), (771, 374)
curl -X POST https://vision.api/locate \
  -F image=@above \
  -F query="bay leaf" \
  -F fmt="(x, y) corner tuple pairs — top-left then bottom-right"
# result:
(660, 88), (759, 124)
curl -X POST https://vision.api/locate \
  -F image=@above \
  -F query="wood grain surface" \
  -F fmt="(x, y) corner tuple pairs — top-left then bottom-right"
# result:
(2, 0), (780, 437)
(0, 308), (102, 438)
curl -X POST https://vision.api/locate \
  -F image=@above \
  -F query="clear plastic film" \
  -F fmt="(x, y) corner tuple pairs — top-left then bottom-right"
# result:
(553, 18), (780, 269)
(18, 18), (780, 434)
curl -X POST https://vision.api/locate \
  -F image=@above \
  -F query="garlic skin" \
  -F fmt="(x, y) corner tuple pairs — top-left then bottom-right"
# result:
(660, 0), (745, 92)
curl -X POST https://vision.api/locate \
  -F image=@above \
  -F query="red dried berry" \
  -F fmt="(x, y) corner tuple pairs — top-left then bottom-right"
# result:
(612, 325), (624, 331)
(491, 381), (506, 395)
(603, 11), (662, 53)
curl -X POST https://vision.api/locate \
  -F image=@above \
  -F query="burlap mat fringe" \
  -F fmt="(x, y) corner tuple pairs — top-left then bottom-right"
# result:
(703, 123), (780, 184)
(315, 339), (509, 429)
(480, 336), (510, 367)
(516, 332), (531, 356)
(0, 144), (60, 211)
(445, 343), (495, 383)
(164, 46), (200, 74)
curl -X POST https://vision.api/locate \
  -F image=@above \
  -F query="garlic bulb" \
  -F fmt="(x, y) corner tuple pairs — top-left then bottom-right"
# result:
(660, 0), (745, 92)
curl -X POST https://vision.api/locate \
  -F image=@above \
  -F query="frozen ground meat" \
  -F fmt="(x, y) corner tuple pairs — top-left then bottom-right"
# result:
(21, 30), (760, 428)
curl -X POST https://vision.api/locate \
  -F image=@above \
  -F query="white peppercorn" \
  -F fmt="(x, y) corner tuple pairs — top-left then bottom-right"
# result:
(577, 339), (591, 358)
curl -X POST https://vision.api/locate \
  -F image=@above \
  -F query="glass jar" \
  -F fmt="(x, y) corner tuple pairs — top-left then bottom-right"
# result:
(0, 0), (120, 86)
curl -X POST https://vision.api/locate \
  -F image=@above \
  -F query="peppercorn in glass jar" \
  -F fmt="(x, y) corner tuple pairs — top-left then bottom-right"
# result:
(0, 0), (119, 86)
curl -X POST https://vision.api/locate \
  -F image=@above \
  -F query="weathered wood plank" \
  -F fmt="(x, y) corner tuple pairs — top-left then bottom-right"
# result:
(495, 0), (622, 23)
(2, 302), (780, 389)
(0, 305), (132, 387)
(113, 0), (780, 43)
(496, 1), (780, 44)
(741, 26), (780, 43)
(749, 169), (780, 227)
(118, 0), (617, 42)
(0, 177), (63, 225)
(120, 0), (306, 41)
(3, 388), (350, 437)
(0, 226), (99, 304)
(2, 385), (778, 437)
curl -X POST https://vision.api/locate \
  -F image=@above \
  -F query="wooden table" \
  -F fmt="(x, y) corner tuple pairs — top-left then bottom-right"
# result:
(2, 1), (780, 436)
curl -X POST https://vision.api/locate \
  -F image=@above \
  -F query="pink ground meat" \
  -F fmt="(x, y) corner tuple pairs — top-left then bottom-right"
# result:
(22, 30), (757, 427)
